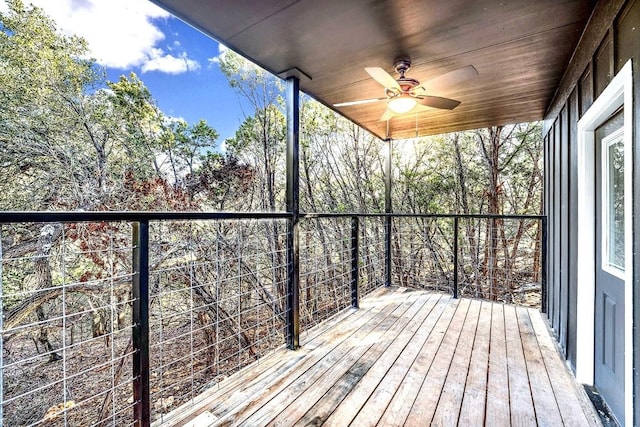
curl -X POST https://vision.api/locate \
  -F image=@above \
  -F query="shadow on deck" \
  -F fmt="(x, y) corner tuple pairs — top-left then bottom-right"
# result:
(155, 288), (599, 426)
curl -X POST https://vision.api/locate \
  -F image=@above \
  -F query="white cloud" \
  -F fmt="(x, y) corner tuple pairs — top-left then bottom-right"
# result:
(142, 49), (200, 74)
(1, 0), (201, 74)
(208, 43), (229, 65)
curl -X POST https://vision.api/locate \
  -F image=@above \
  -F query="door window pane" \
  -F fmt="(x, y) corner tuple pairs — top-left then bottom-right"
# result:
(605, 132), (625, 270)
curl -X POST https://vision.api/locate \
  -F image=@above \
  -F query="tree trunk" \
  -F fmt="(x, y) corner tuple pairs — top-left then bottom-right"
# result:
(33, 224), (63, 362)
(478, 127), (503, 300)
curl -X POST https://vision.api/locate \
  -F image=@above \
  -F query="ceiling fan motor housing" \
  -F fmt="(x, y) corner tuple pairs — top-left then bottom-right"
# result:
(393, 58), (412, 74)
(393, 58), (419, 93)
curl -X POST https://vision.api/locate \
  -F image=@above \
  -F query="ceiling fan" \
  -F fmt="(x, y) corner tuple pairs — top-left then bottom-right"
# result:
(334, 58), (478, 121)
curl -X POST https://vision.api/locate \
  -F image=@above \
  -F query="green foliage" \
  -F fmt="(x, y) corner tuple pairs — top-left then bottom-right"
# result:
(392, 123), (542, 215)
(218, 50), (287, 211)
(1, 1), (541, 217)
(0, 0), (103, 209)
(0, 2), (227, 212)
(393, 136), (460, 213)
(298, 99), (385, 213)
(218, 49), (284, 103)
(0, 0), (99, 102)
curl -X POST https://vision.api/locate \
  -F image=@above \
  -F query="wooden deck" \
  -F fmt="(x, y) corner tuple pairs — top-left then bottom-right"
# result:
(160, 288), (600, 426)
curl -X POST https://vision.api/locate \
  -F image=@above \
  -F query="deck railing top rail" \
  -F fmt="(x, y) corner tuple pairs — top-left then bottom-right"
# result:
(0, 211), (545, 223)
(0, 211), (293, 223)
(0, 211), (545, 426)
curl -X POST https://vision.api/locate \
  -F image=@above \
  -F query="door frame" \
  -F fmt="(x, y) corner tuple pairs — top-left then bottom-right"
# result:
(576, 59), (633, 423)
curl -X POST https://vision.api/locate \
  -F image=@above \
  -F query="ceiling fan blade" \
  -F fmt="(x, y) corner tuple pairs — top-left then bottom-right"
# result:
(365, 67), (401, 91)
(334, 97), (387, 107)
(419, 65), (478, 92)
(378, 100), (456, 121)
(417, 96), (461, 110)
(379, 108), (402, 121)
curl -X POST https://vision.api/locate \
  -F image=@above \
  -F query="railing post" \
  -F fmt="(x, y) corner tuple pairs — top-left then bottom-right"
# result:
(351, 216), (359, 308)
(384, 138), (392, 287)
(453, 216), (459, 299)
(541, 216), (548, 313)
(286, 75), (300, 349)
(132, 221), (150, 427)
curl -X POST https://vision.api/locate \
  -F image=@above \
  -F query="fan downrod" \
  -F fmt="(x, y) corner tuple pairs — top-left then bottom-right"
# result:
(393, 57), (419, 91)
(393, 58), (412, 78)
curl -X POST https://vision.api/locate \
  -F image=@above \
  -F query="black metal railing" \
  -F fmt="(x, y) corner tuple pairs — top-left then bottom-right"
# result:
(0, 211), (544, 426)
(0, 212), (292, 426)
(297, 215), (386, 335)
(390, 214), (546, 307)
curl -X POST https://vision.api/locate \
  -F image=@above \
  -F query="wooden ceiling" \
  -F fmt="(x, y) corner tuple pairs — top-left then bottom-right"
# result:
(150, 0), (596, 140)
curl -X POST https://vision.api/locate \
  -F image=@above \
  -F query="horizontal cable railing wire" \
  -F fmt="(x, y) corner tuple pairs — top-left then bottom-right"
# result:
(0, 212), (292, 426)
(147, 219), (288, 423)
(391, 214), (544, 307)
(298, 217), (352, 334)
(455, 216), (543, 306)
(0, 211), (544, 426)
(1, 221), (136, 426)
(297, 214), (388, 337)
(392, 216), (454, 293)
(357, 216), (386, 297)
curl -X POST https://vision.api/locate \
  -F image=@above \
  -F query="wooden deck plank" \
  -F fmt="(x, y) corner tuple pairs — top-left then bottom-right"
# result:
(283, 294), (435, 426)
(201, 304), (377, 413)
(156, 298), (378, 426)
(162, 290), (599, 427)
(504, 304), (537, 426)
(299, 286), (388, 345)
(403, 298), (472, 425)
(321, 293), (446, 426)
(430, 298), (482, 426)
(212, 296), (417, 425)
(239, 293), (429, 426)
(347, 295), (451, 427)
(376, 297), (461, 426)
(528, 308), (599, 427)
(457, 300), (492, 425)
(485, 303), (511, 426)
(515, 307), (564, 427)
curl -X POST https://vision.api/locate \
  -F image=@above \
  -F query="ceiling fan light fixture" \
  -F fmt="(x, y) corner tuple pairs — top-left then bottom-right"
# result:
(388, 95), (416, 114)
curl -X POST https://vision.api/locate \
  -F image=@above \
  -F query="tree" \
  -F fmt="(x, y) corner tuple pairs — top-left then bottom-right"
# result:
(300, 99), (385, 213)
(161, 118), (219, 192)
(0, 0), (104, 210)
(475, 123), (542, 299)
(107, 72), (168, 181)
(189, 152), (255, 209)
(219, 50), (286, 211)
(387, 123), (543, 301)
(0, 4), (236, 422)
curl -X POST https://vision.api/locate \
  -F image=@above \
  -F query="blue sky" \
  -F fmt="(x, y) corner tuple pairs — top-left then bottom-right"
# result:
(1, 0), (249, 143)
